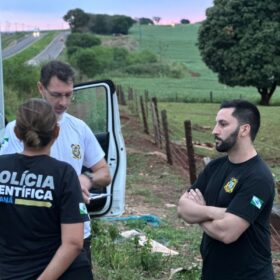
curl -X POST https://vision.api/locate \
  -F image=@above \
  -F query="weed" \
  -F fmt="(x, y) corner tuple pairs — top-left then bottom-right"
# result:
(91, 219), (202, 279)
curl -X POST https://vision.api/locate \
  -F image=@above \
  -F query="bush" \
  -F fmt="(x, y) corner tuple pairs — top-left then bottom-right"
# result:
(112, 47), (129, 68)
(3, 60), (39, 98)
(72, 46), (124, 78)
(4, 87), (23, 121)
(67, 41), (186, 79)
(123, 63), (168, 77)
(70, 46), (130, 78)
(168, 62), (189, 78)
(91, 219), (202, 279)
(72, 48), (102, 77)
(127, 50), (158, 65)
(66, 46), (79, 57)
(66, 33), (101, 49)
(123, 62), (187, 78)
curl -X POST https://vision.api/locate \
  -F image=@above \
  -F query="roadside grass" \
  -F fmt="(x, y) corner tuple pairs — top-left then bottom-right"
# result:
(92, 175), (201, 280)
(1, 32), (29, 49)
(4, 31), (58, 64)
(92, 219), (202, 280)
(91, 113), (203, 279)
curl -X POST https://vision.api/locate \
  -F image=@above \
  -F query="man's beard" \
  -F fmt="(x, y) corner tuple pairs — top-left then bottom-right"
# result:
(215, 126), (240, 153)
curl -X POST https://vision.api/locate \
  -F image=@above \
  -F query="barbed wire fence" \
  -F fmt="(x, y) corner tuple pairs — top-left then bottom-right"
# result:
(116, 84), (280, 253)
(117, 85), (217, 187)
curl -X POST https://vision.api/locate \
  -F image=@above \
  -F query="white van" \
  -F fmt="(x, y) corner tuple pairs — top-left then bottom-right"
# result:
(71, 79), (126, 217)
(0, 79), (126, 218)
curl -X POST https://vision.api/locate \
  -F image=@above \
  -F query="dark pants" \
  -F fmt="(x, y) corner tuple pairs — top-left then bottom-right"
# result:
(59, 266), (93, 280)
(58, 237), (93, 280)
(83, 235), (92, 267)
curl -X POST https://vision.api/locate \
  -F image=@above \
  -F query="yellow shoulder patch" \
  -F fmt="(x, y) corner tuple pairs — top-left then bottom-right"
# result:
(224, 177), (238, 193)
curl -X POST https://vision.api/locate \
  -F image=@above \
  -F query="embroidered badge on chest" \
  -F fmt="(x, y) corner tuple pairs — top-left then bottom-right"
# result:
(71, 144), (81, 159)
(224, 177), (238, 193)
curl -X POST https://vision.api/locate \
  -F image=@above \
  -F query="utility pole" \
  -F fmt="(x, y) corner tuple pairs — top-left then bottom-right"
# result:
(0, 32), (5, 132)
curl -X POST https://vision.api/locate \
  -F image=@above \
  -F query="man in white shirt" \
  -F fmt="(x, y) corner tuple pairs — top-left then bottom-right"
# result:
(1, 60), (111, 267)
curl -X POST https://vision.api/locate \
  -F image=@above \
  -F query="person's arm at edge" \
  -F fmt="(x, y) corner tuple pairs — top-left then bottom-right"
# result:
(37, 223), (83, 280)
(177, 191), (226, 224)
(0, 121), (23, 155)
(200, 212), (250, 244)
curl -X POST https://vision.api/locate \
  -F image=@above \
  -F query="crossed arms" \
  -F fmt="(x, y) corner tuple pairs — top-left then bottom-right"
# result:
(177, 188), (250, 244)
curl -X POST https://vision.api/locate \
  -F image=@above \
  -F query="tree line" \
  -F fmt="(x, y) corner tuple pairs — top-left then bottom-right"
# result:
(63, 9), (135, 34)
(63, 0), (280, 105)
(63, 9), (190, 35)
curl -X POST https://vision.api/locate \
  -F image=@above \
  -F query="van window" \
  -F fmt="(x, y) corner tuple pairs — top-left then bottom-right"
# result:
(70, 86), (107, 133)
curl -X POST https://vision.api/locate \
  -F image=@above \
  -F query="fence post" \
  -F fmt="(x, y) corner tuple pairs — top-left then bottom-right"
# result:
(151, 97), (162, 148)
(120, 86), (126, 105)
(116, 85), (120, 103)
(127, 87), (134, 113)
(132, 91), (138, 116)
(144, 90), (149, 119)
(128, 87), (133, 101)
(140, 96), (149, 134)
(150, 101), (158, 144)
(209, 91), (213, 103)
(184, 120), (197, 184)
(161, 110), (172, 165)
(118, 85), (126, 105)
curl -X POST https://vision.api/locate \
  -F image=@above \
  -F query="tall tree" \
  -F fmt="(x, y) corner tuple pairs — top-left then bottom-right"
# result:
(111, 15), (135, 35)
(153, 17), (161, 24)
(63, 9), (89, 32)
(198, 0), (280, 105)
(139, 18), (154, 25)
(88, 14), (134, 35)
(89, 14), (112, 34)
(180, 19), (190, 24)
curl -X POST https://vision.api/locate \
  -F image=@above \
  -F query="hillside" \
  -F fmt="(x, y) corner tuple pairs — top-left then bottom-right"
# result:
(111, 24), (280, 105)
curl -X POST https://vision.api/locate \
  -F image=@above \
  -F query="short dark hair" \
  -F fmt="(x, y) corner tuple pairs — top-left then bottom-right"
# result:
(40, 60), (75, 88)
(220, 99), (260, 141)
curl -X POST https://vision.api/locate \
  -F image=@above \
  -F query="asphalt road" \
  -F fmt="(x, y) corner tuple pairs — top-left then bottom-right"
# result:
(2, 31), (70, 63)
(27, 31), (70, 65)
(2, 34), (44, 59)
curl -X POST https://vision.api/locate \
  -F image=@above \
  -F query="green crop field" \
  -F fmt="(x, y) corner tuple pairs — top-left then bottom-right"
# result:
(111, 24), (280, 105)
(108, 23), (280, 179)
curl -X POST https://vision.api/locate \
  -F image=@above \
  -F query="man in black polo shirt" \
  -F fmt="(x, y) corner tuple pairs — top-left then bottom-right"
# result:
(178, 100), (275, 279)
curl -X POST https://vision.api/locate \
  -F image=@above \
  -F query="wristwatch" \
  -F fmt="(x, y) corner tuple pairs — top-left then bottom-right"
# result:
(83, 171), (94, 186)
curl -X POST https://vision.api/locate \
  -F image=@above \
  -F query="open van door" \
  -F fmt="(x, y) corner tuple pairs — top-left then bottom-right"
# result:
(70, 80), (126, 217)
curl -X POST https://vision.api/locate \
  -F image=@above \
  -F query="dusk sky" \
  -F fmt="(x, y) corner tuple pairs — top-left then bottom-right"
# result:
(0, 0), (213, 31)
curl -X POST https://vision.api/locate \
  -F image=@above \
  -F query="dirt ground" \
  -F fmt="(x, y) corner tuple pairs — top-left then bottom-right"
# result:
(120, 107), (280, 276)
(120, 108), (189, 222)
